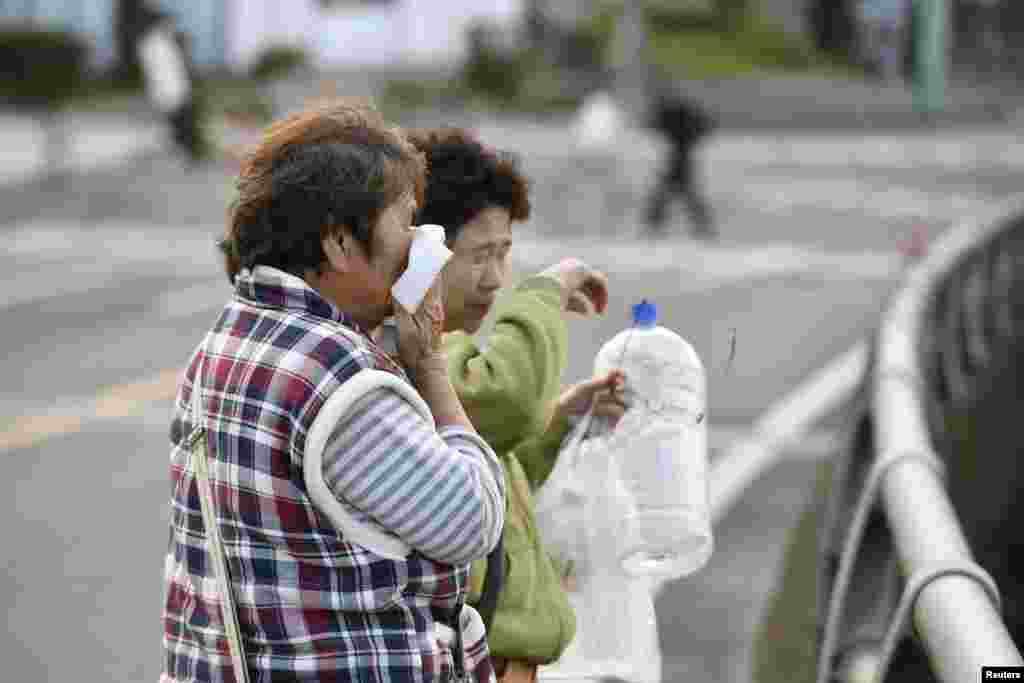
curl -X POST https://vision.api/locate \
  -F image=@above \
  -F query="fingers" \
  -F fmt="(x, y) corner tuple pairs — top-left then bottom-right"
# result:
(592, 393), (626, 425)
(595, 368), (628, 425)
(575, 368), (622, 395)
(592, 390), (627, 426)
(565, 271), (608, 316)
(422, 300), (445, 351)
(574, 369), (627, 424)
(602, 367), (626, 387)
(579, 269), (609, 314)
(587, 368), (624, 395)
(540, 258), (609, 316)
(393, 286), (445, 370)
(415, 283), (445, 349)
(570, 274), (608, 316)
(566, 290), (594, 316)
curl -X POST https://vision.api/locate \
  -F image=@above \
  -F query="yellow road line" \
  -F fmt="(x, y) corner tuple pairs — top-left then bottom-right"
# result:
(0, 413), (87, 452)
(0, 368), (181, 453)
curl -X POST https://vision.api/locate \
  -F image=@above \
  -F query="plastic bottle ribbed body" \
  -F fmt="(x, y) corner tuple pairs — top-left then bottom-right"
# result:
(592, 316), (713, 580)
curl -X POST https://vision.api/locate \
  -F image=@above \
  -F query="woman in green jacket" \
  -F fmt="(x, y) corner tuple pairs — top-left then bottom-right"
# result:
(408, 127), (626, 682)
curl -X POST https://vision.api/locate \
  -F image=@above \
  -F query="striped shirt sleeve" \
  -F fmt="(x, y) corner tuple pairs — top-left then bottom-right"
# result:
(321, 387), (505, 565)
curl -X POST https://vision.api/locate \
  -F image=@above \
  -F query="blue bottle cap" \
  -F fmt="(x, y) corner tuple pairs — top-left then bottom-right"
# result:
(632, 299), (657, 327)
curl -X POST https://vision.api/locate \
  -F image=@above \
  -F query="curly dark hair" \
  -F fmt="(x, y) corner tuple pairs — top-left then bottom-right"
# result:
(406, 128), (530, 244)
(220, 101), (425, 282)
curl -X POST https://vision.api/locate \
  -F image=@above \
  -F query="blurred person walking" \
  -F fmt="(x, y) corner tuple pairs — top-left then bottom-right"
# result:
(968, 0), (1006, 84)
(856, 0), (911, 82)
(406, 128), (627, 683)
(135, 3), (207, 164)
(597, 0), (717, 240)
(643, 85), (718, 240)
(165, 102), (504, 683)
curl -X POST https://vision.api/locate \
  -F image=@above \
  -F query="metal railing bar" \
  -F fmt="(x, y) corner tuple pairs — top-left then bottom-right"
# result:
(871, 196), (1024, 681)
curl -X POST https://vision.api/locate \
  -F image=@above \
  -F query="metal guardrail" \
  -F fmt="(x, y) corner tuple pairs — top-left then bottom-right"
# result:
(824, 198), (1024, 683)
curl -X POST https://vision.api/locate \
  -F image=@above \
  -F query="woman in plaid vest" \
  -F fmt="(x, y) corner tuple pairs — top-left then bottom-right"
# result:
(161, 102), (505, 682)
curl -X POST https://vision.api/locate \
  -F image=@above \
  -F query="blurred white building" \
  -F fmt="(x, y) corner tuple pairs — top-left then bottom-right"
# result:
(236, 0), (522, 71)
(0, 0), (523, 71)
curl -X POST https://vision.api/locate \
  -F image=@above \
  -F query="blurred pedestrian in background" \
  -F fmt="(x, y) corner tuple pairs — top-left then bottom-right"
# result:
(406, 128), (627, 683)
(856, 0), (911, 82)
(967, 0), (1006, 84)
(166, 102), (504, 683)
(135, 3), (207, 164)
(643, 82), (718, 240)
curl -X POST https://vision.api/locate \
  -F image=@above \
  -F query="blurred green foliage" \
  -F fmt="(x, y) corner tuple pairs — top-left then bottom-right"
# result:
(249, 45), (309, 83)
(461, 24), (539, 102)
(383, 2), (853, 115)
(647, 2), (854, 78)
(648, 14), (837, 78)
(0, 26), (89, 108)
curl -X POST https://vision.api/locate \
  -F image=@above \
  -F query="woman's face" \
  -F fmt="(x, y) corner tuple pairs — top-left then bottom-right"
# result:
(371, 191), (419, 292)
(320, 192), (417, 331)
(443, 206), (512, 335)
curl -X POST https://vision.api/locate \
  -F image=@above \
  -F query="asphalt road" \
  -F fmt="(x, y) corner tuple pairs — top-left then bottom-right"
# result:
(3, 117), (1022, 682)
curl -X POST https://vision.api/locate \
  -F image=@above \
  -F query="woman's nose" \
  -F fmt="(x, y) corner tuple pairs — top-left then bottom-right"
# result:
(481, 260), (504, 289)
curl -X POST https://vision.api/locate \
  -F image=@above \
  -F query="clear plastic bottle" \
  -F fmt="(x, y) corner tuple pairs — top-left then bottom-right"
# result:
(592, 299), (713, 580)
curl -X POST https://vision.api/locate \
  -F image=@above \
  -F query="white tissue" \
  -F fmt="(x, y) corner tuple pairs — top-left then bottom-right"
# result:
(391, 224), (452, 313)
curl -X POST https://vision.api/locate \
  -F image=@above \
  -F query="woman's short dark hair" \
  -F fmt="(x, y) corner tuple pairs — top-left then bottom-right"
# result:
(220, 101), (425, 282)
(406, 128), (530, 244)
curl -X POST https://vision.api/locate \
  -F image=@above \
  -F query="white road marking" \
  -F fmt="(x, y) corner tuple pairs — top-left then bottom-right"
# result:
(3, 117), (1020, 194)
(511, 236), (904, 284)
(0, 221), (220, 269)
(0, 222), (906, 312)
(0, 116), (164, 185)
(705, 132), (1024, 170)
(0, 368), (181, 452)
(0, 263), (123, 310)
(0, 361), (841, 458)
(712, 174), (989, 221)
(153, 279), (231, 319)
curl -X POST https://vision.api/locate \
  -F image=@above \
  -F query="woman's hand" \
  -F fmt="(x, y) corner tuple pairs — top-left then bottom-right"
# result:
(538, 258), (609, 316)
(393, 283), (476, 430)
(394, 283), (447, 377)
(553, 368), (627, 428)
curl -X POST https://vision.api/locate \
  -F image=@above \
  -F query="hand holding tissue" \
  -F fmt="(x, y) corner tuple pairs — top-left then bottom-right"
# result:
(391, 224), (453, 314)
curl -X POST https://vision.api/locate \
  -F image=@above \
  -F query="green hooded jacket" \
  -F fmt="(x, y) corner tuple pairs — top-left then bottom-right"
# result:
(442, 275), (576, 663)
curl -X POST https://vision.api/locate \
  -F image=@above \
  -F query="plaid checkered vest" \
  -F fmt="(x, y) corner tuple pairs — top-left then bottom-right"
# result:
(161, 267), (486, 682)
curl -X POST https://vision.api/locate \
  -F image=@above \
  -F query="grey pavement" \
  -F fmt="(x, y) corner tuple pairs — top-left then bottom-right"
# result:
(3, 66), (1023, 193)
(282, 67), (1024, 132)
(3, 88), (1024, 682)
(0, 110), (167, 187)
(667, 75), (1024, 131)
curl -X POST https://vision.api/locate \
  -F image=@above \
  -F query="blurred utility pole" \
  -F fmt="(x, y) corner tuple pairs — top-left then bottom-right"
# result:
(914, 0), (948, 115)
(609, 0), (649, 121)
(115, 0), (146, 84)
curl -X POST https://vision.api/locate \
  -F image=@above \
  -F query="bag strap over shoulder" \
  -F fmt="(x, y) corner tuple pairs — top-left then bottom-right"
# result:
(476, 537), (504, 632)
(189, 354), (251, 683)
